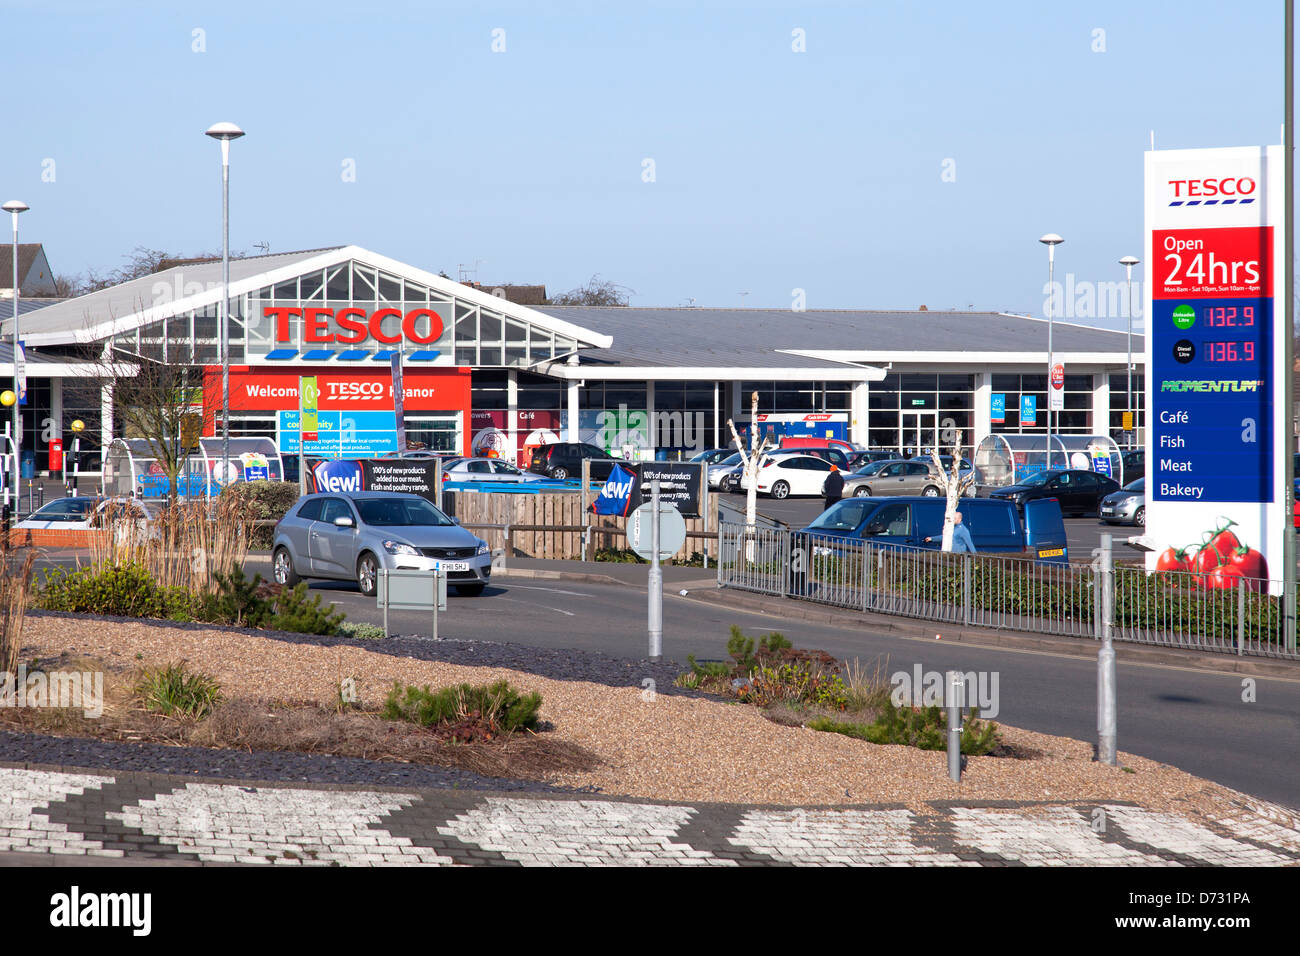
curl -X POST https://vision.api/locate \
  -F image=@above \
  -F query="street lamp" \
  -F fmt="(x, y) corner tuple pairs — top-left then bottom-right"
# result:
(1119, 255), (1140, 448)
(204, 122), (244, 491)
(3, 199), (28, 513)
(1039, 233), (1064, 469)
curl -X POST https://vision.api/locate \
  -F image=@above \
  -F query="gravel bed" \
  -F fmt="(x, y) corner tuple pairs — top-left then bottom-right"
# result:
(0, 730), (569, 792)
(10, 613), (1263, 815)
(26, 611), (702, 697)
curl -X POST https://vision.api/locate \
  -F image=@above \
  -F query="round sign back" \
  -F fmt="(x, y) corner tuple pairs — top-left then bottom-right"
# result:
(627, 502), (687, 560)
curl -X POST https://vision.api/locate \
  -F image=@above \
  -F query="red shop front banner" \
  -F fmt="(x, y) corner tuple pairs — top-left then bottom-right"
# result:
(205, 366), (472, 419)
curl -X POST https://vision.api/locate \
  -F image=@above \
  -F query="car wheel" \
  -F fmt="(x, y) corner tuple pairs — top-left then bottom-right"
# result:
(273, 547), (300, 587)
(357, 552), (380, 597)
(456, 583), (486, 596)
(771, 481), (790, 499)
(1134, 506), (1145, 528)
(551, 466), (569, 481)
(922, 485), (941, 497)
(854, 486), (871, 498)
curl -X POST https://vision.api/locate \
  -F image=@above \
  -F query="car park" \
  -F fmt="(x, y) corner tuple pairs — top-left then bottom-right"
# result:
(271, 491), (491, 597)
(988, 468), (1120, 517)
(1100, 477), (1145, 527)
(527, 442), (620, 481)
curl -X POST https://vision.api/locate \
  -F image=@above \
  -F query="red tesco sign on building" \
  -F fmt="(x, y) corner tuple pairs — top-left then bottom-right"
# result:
(263, 306), (445, 345)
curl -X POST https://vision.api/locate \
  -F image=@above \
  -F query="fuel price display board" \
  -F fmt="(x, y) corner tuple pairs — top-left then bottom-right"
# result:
(1144, 146), (1287, 589)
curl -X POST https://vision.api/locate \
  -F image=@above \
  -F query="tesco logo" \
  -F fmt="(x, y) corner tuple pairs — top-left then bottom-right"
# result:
(264, 306), (444, 346)
(1167, 177), (1256, 199)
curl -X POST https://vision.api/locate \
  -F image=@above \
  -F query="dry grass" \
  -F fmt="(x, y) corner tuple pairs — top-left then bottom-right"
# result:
(88, 497), (254, 593)
(0, 549), (36, 676)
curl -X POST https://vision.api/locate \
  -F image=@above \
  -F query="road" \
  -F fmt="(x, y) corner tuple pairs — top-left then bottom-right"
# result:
(267, 558), (1300, 810)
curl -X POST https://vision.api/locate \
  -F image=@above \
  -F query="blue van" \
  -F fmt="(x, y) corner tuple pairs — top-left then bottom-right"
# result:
(799, 496), (1028, 553)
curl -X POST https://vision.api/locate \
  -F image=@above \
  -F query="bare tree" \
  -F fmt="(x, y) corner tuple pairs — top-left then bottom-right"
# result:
(548, 275), (634, 306)
(929, 430), (977, 551)
(726, 392), (772, 560)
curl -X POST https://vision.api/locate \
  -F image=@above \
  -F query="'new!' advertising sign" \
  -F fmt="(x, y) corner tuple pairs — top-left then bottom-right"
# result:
(1144, 146), (1286, 592)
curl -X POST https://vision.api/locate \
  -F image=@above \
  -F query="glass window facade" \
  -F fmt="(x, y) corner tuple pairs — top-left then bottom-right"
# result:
(868, 373), (975, 454)
(988, 372), (1093, 436)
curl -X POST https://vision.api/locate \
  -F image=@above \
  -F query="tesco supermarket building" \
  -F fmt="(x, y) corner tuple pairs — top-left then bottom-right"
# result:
(6, 245), (1146, 477)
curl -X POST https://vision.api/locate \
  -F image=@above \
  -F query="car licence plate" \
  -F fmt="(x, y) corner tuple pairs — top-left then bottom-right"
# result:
(441, 561), (470, 572)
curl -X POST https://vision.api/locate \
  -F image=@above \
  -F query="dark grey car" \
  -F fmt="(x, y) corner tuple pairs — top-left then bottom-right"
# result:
(271, 491), (492, 597)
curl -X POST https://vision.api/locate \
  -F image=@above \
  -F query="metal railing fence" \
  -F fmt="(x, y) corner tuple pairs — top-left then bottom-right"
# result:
(716, 521), (1299, 660)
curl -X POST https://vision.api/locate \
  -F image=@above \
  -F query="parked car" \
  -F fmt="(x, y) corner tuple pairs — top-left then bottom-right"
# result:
(988, 468), (1120, 517)
(1100, 477), (1145, 527)
(689, 448), (736, 466)
(777, 436), (857, 455)
(708, 452), (745, 490)
(527, 442), (620, 481)
(1121, 449), (1145, 483)
(14, 496), (100, 529)
(271, 491), (491, 597)
(844, 449), (898, 470)
(741, 453), (838, 499)
(442, 457), (550, 483)
(840, 459), (969, 499)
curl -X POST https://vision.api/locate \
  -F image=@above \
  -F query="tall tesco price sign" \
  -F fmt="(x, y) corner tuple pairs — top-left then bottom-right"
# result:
(1144, 146), (1286, 589)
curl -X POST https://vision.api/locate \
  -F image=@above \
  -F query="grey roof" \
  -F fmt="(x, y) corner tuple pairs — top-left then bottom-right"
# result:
(0, 296), (65, 318)
(0, 244), (54, 293)
(0, 342), (76, 366)
(1, 247), (345, 340)
(536, 306), (1143, 368)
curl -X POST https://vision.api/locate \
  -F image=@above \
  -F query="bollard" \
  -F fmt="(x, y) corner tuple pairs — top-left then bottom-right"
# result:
(946, 670), (963, 782)
(1097, 533), (1118, 766)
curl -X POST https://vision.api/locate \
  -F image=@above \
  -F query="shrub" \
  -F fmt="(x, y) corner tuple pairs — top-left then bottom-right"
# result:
(135, 662), (223, 719)
(37, 563), (198, 620)
(808, 702), (1000, 755)
(739, 661), (849, 710)
(269, 582), (345, 636)
(382, 679), (543, 736)
(1, 550), (36, 676)
(337, 621), (387, 641)
(221, 481), (301, 549)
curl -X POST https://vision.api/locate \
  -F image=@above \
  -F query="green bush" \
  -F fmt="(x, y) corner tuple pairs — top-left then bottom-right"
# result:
(220, 480), (301, 549)
(382, 679), (543, 734)
(337, 621), (387, 641)
(37, 563), (198, 620)
(135, 662), (223, 719)
(39, 561), (345, 636)
(808, 702), (1000, 755)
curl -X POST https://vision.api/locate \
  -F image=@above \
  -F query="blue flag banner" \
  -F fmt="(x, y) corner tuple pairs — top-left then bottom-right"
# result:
(590, 464), (637, 515)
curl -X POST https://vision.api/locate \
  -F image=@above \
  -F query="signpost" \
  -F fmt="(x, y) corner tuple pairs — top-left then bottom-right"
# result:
(629, 481), (688, 662)
(1145, 146), (1287, 621)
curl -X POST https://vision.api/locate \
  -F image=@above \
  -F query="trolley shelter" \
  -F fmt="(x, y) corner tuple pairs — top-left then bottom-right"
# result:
(104, 436), (283, 499)
(975, 434), (1123, 489)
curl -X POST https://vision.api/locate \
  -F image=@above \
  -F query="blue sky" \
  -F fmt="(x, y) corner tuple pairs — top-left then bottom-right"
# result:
(0, 0), (1292, 326)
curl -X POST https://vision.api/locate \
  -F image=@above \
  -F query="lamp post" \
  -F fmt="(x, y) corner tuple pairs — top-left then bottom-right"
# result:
(1119, 255), (1140, 447)
(3, 200), (28, 512)
(204, 122), (244, 491)
(1039, 233), (1064, 468)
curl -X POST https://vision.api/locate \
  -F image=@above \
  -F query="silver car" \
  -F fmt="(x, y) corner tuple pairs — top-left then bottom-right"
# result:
(442, 457), (549, 483)
(271, 491), (492, 597)
(1100, 477), (1145, 526)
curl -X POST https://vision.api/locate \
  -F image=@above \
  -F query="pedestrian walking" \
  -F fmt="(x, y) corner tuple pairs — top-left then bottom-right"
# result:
(926, 510), (975, 552)
(823, 465), (844, 511)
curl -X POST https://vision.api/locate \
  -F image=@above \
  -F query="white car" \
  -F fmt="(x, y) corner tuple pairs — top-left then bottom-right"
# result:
(741, 454), (838, 499)
(14, 496), (101, 529)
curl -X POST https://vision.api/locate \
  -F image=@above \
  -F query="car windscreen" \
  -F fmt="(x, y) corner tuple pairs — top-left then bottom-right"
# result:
(718, 453), (743, 466)
(354, 497), (456, 527)
(853, 460), (894, 476)
(807, 500), (873, 532)
(1019, 472), (1052, 487)
(1123, 477), (1145, 492)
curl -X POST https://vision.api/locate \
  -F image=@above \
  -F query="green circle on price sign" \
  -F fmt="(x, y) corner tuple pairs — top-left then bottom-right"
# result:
(1171, 304), (1196, 330)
